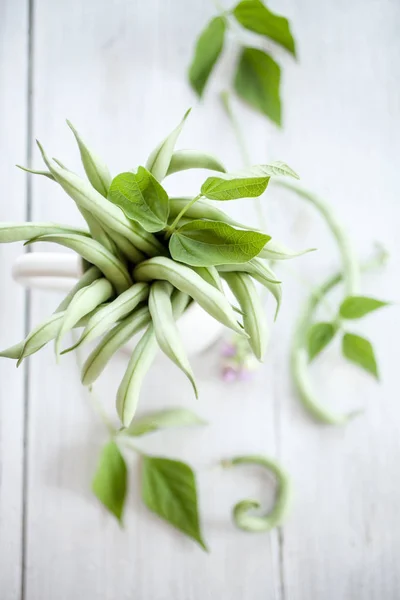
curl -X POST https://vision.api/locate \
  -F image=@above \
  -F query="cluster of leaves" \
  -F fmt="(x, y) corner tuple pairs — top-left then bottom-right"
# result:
(92, 407), (208, 549)
(188, 0), (296, 126)
(91, 406), (291, 549)
(308, 295), (389, 378)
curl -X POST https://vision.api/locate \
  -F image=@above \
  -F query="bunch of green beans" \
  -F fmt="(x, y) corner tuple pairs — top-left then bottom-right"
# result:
(0, 112), (303, 427)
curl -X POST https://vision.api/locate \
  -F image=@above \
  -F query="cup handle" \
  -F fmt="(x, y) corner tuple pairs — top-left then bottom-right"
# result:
(12, 252), (81, 292)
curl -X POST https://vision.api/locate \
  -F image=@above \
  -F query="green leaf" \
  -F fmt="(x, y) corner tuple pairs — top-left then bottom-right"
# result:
(108, 167), (169, 232)
(233, 0), (296, 56)
(188, 16), (226, 97)
(339, 296), (389, 320)
(170, 219), (270, 266)
(234, 47), (282, 126)
(201, 162), (296, 201)
(166, 150), (226, 176)
(92, 441), (127, 524)
(342, 333), (379, 379)
(307, 322), (337, 362)
(141, 456), (207, 550)
(201, 171), (268, 200)
(146, 109), (191, 182)
(122, 407), (207, 437)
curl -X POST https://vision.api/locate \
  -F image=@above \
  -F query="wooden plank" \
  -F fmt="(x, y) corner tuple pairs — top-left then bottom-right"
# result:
(24, 1), (280, 598)
(0, 0), (28, 598)
(272, 0), (400, 598)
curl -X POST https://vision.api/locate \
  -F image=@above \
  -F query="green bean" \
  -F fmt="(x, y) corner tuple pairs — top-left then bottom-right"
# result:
(105, 229), (145, 264)
(55, 278), (114, 356)
(217, 258), (280, 284)
(54, 266), (102, 312)
(133, 257), (246, 336)
(222, 272), (268, 361)
(63, 282), (149, 353)
(81, 306), (151, 386)
(0, 222), (89, 243)
(27, 233), (132, 294)
(149, 281), (198, 397)
(223, 455), (291, 532)
(66, 120), (112, 197)
(191, 265), (224, 292)
(116, 291), (190, 426)
(37, 142), (165, 256)
(16, 165), (54, 180)
(0, 310), (94, 364)
(217, 259), (282, 319)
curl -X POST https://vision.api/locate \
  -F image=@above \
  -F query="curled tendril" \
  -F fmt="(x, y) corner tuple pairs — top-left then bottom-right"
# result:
(222, 455), (291, 532)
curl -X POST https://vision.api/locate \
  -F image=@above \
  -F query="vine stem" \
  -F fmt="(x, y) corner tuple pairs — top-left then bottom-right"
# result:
(220, 91), (267, 231)
(168, 193), (203, 232)
(272, 180), (360, 296)
(290, 247), (386, 424)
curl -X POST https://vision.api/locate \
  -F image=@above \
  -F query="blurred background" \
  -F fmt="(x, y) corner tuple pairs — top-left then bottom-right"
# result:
(0, 0), (399, 598)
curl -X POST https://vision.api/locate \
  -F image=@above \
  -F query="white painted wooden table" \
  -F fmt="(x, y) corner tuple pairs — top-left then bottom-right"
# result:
(1, 1), (399, 598)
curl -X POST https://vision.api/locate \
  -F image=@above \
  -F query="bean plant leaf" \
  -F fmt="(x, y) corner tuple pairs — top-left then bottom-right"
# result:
(146, 109), (191, 182)
(141, 456), (207, 550)
(92, 440), (127, 524)
(234, 47), (282, 126)
(166, 150), (226, 176)
(188, 16), (226, 97)
(170, 219), (270, 266)
(201, 162), (297, 201)
(339, 296), (389, 320)
(342, 333), (379, 379)
(108, 167), (169, 232)
(308, 322), (337, 362)
(233, 0), (296, 56)
(122, 407), (207, 437)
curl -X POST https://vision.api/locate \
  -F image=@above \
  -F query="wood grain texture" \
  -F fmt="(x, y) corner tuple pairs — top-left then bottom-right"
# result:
(0, 0), (28, 598)
(0, 0), (399, 598)
(24, 1), (279, 599)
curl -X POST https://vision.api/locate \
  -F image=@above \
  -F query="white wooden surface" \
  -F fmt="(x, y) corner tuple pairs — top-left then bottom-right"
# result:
(1, 0), (399, 598)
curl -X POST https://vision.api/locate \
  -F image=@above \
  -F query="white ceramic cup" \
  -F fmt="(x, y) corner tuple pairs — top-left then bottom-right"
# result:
(12, 252), (223, 356)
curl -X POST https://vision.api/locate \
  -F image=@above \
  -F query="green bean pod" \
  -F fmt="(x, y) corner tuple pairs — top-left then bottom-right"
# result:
(66, 120), (112, 197)
(222, 272), (268, 361)
(64, 282), (149, 353)
(81, 306), (152, 386)
(224, 455), (291, 532)
(0, 310), (94, 364)
(16, 165), (55, 180)
(116, 291), (190, 426)
(37, 142), (165, 256)
(191, 265), (224, 292)
(27, 233), (132, 294)
(54, 266), (102, 313)
(55, 278), (114, 356)
(0, 222), (89, 243)
(105, 229), (145, 264)
(133, 257), (246, 336)
(149, 281), (198, 397)
(217, 259), (282, 319)
(217, 258), (280, 284)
